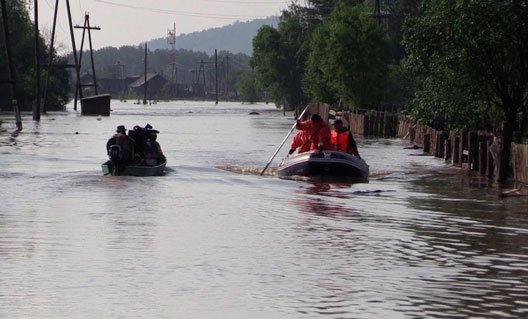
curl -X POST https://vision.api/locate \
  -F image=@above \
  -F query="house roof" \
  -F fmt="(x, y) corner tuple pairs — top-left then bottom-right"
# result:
(128, 73), (163, 88)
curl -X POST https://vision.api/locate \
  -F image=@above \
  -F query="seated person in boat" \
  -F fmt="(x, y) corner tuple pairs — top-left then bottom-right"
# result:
(289, 130), (311, 155)
(295, 114), (334, 151)
(106, 125), (139, 165)
(143, 129), (165, 165)
(331, 119), (360, 157)
(128, 125), (148, 158)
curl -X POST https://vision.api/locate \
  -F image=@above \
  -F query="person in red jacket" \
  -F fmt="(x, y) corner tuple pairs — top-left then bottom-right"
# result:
(289, 130), (311, 155)
(331, 119), (360, 157)
(295, 114), (334, 151)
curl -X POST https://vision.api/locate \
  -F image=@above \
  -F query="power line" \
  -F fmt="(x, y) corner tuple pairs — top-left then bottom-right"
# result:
(93, 0), (271, 19)
(41, 0), (70, 40)
(77, 0), (83, 17)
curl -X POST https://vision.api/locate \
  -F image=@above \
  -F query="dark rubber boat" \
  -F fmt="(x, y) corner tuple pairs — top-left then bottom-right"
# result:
(101, 159), (166, 176)
(278, 151), (369, 181)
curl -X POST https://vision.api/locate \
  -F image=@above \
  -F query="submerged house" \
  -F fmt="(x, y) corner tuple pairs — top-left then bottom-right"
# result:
(128, 73), (168, 99)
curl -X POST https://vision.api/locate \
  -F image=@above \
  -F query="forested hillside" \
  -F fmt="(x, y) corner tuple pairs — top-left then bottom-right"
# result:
(146, 17), (279, 55)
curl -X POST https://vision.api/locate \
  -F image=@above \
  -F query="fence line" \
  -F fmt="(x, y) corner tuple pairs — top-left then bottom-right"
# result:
(398, 119), (528, 184)
(512, 143), (528, 184)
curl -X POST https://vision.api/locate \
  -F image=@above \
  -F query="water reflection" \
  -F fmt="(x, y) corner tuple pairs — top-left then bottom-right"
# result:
(402, 170), (528, 317)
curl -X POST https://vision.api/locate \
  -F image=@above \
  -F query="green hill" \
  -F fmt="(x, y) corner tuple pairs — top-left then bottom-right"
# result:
(145, 17), (279, 55)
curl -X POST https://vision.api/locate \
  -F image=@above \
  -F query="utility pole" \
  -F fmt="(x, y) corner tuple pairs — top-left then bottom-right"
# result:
(215, 49), (218, 105)
(42, 0), (59, 114)
(86, 14), (98, 95)
(74, 13), (101, 100)
(33, 0), (41, 120)
(199, 60), (206, 95)
(116, 61), (125, 95)
(167, 23), (177, 96)
(143, 43), (148, 104)
(64, 0), (83, 111)
(41, 0), (83, 111)
(0, 0), (22, 130)
(225, 55), (229, 101)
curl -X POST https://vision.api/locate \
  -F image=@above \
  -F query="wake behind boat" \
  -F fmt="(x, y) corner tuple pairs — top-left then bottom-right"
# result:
(278, 150), (369, 181)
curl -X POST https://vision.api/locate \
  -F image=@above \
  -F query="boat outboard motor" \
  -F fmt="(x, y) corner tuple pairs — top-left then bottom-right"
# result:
(109, 144), (121, 162)
(108, 144), (122, 175)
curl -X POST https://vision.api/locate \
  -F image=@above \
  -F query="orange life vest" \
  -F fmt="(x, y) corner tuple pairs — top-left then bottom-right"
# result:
(296, 120), (334, 151)
(290, 130), (311, 153)
(331, 130), (349, 152)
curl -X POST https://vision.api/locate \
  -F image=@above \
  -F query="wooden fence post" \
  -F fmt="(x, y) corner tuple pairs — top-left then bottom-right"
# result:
(468, 131), (479, 171)
(444, 137), (451, 162)
(452, 135), (460, 164)
(438, 131), (448, 158)
(478, 140), (488, 175)
(378, 112), (385, 136)
(363, 113), (368, 136)
(486, 138), (494, 179)
(459, 129), (468, 167)
(423, 133), (431, 153)
(375, 112), (381, 136)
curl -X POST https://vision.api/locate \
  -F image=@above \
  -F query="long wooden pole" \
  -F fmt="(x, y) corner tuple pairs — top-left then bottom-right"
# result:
(143, 43), (147, 104)
(260, 105), (310, 176)
(33, 0), (41, 120)
(42, 0), (59, 114)
(225, 55), (229, 101)
(65, 0), (82, 110)
(215, 49), (218, 105)
(74, 15), (87, 107)
(86, 14), (98, 95)
(0, 0), (22, 129)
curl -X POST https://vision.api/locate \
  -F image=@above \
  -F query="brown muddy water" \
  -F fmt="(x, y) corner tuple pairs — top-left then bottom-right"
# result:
(1, 101), (527, 318)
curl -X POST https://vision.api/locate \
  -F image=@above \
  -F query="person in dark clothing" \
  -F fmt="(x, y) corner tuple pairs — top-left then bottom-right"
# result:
(127, 123), (155, 160)
(128, 125), (148, 158)
(106, 125), (138, 164)
(143, 129), (165, 165)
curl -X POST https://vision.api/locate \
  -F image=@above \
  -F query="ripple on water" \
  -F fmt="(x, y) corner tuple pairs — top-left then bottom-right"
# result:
(2, 105), (528, 318)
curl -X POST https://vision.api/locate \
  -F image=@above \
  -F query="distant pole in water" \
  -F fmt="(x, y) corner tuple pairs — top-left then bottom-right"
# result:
(33, 0), (41, 121)
(225, 55), (229, 101)
(215, 49), (218, 105)
(143, 43), (148, 105)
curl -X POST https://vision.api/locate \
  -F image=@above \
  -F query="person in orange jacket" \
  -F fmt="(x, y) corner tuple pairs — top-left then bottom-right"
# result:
(331, 119), (360, 157)
(295, 114), (334, 151)
(288, 130), (311, 155)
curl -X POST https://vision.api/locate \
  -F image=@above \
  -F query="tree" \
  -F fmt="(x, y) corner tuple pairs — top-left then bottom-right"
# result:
(236, 69), (258, 103)
(304, 4), (392, 108)
(252, 2), (322, 109)
(0, 0), (70, 111)
(403, 0), (528, 179)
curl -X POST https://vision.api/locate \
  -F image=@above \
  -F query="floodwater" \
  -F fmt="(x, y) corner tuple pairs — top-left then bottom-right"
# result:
(1, 101), (527, 318)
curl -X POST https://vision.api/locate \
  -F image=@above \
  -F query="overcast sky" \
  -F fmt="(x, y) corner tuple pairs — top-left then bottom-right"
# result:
(35, 0), (291, 52)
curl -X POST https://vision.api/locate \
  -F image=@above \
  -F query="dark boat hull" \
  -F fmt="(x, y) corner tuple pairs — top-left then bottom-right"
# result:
(102, 159), (166, 176)
(278, 151), (369, 181)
